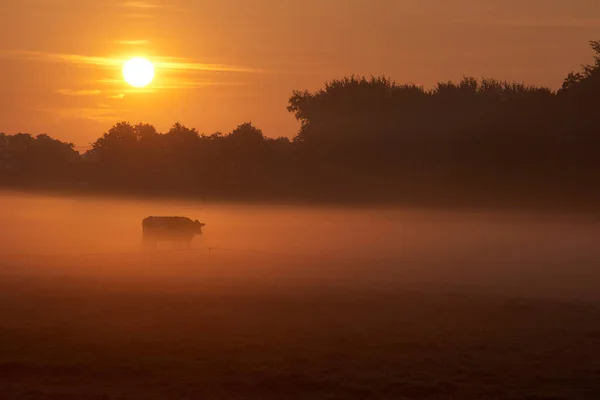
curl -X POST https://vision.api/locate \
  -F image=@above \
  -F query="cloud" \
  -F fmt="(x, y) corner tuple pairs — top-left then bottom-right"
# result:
(117, 1), (184, 12)
(152, 81), (250, 89)
(114, 40), (152, 45)
(154, 56), (270, 73)
(0, 49), (122, 67)
(451, 17), (600, 29)
(107, 93), (126, 99)
(120, 1), (162, 8)
(56, 89), (102, 96)
(36, 105), (127, 124)
(0, 49), (269, 73)
(512, 18), (600, 28)
(96, 77), (249, 90)
(122, 13), (154, 19)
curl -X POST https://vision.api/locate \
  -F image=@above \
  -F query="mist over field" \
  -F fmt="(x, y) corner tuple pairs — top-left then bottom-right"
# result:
(1, 190), (599, 301)
(3, 190), (600, 399)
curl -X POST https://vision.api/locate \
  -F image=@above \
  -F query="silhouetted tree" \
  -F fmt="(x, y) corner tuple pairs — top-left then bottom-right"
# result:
(2, 38), (600, 208)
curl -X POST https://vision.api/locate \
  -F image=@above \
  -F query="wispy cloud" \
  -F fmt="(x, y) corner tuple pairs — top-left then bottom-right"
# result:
(0, 49), (269, 73)
(122, 13), (154, 19)
(114, 40), (152, 45)
(451, 17), (600, 29)
(107, 93), (125, 99)
(0, 50), (122, 67)
(36, 105), (127, 124)
(120, 1), (162, 8)
(153, 81), (250, 89)
(56, 89), (102, 96)
(117, 1), (184, 12)
(97, 78), (249, 89)
(154, 56), (269, 73)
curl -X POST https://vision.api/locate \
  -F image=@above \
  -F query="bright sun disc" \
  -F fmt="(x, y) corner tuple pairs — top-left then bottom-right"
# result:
(122, 57), (155, 88)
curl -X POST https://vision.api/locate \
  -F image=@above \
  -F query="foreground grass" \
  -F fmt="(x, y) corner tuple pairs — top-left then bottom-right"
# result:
(1, 274), (600, 400)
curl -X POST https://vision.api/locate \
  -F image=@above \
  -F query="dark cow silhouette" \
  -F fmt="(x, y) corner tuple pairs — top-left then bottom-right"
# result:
(142, 216), (206, 249)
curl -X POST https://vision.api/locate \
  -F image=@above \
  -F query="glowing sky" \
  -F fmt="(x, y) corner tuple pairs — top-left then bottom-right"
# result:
(1, 0), (599, 148)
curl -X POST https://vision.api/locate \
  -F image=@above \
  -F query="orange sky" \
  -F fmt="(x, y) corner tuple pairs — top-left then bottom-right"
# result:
(1, 0), (599, 149)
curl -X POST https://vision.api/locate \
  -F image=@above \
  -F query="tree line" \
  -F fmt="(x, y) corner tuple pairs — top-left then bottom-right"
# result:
(1, 40), (600, 209)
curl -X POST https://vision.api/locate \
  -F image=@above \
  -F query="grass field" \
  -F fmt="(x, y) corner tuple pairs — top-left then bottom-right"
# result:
(2, 268), (600, 399)
(1, 192), (600, 399)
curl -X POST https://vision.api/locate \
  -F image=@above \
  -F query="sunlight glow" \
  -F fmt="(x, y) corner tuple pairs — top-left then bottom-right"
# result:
(122, 57), (155, 88)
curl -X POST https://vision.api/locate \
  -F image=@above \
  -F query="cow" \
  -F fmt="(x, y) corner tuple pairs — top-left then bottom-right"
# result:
(142, 216), (206, 249)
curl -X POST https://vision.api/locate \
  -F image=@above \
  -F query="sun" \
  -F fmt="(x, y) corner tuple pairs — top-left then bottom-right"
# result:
(122, 57), (155, 88)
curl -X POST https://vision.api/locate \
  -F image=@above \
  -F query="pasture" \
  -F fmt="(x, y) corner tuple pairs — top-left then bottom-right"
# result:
(1, 191), (600, 399)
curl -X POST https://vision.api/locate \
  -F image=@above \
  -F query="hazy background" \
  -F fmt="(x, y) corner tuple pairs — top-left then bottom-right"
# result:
(1, 191), (599, 301)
